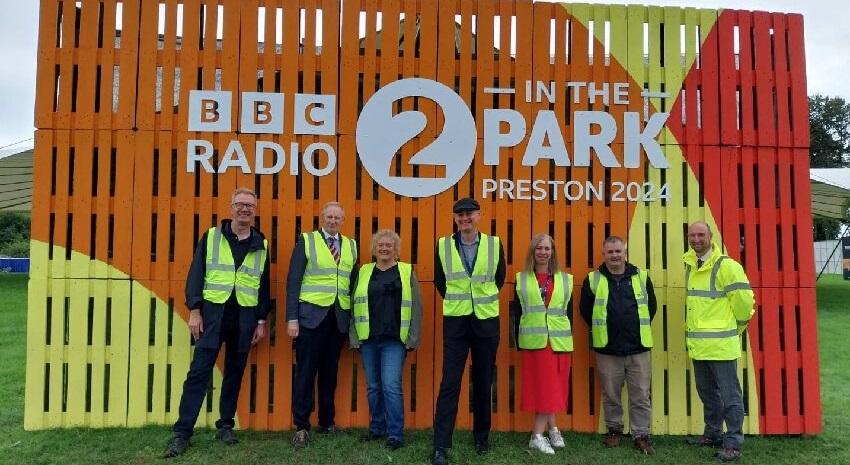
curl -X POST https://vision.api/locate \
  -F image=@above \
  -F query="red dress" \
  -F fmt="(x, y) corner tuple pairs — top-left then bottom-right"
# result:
(520, 272), (573, 413)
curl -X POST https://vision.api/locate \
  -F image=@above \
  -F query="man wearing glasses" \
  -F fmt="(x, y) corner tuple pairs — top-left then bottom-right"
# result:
(165, 187), (271, 457)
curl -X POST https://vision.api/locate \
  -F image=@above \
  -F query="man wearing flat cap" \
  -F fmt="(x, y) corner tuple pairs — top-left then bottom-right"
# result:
(431, 198), (506, 465)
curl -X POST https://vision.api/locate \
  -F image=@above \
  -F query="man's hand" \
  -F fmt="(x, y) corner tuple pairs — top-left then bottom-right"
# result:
(287, 320), (299, 338)
(251, 323), (266, 345)
(188, 309), (203, 341)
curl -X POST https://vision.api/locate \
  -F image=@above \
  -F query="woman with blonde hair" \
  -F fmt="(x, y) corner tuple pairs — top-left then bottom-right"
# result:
(514, 233), (574, 454)
(349, 229), (423, 450)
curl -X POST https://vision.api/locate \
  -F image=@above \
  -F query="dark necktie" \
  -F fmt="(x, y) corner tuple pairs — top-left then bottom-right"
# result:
(327, 236), (340, 264)
(697, 258), (704, 269)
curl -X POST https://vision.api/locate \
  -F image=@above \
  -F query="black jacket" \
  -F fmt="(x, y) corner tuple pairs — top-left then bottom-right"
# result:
(434, 232), (506, 338)
(184, 220), (271, 352)
(579, 262), (657, 356)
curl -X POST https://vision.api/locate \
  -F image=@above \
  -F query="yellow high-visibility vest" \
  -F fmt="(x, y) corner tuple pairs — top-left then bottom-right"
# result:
(299, 231), (357, 309)
(202, 226), (267, 306)
(438, 234), (501, 319)
(352, 262), (413, 343)
(588, 270), (653, 349)
(515, 271), (574, 352)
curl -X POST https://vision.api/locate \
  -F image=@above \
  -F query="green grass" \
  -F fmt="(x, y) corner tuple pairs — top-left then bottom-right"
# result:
(0, 273), (848, 464)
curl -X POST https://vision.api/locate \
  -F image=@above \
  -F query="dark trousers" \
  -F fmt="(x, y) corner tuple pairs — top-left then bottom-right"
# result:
(173, 309), (250, 439)
(291, 310), (346, 431)
(433, 333), (499, 449)
(693, 359), (745, 449)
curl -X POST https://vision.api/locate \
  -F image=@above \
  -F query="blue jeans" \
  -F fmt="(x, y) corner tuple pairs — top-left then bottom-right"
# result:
(360, 336), (406, 440)
(693, 360), (745, 449)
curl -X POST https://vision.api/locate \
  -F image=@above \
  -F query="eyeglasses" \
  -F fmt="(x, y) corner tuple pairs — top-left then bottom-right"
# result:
(232, 202), (256, 210)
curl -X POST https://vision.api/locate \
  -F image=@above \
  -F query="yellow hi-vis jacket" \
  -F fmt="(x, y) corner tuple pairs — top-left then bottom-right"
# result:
(515, 271), (574, 352)
(588, 269), (653, 349)
(438, 234), (501, 319)
(202, 226), (268, 306)
(683, 242), (755, 360)
(299, 231), (357, 310)
(352, 262), (413, 343)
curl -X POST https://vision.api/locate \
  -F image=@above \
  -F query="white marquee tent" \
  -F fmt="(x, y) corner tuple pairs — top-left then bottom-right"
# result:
(810, 168), (850, 220)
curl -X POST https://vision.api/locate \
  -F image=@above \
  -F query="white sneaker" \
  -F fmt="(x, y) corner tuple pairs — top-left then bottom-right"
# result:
(548, 427), (566, 448)
(528, 434), (555, 455)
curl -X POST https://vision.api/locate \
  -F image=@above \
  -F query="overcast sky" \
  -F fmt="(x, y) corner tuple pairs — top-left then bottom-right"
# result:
(0, 0), (847, 152)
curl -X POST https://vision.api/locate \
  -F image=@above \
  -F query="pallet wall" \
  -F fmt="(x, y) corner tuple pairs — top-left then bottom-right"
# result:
(25, 0), (820, 435)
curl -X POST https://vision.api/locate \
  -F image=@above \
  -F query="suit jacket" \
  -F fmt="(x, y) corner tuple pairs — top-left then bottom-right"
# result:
(285, 231), (358, 333)
(433, 231), (506, 339)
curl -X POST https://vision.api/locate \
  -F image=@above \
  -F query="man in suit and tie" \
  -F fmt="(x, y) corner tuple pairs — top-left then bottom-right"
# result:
(286, 201), (358, 447)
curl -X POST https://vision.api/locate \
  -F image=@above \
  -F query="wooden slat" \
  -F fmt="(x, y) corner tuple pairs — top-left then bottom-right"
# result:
(786, 14), (809, 148)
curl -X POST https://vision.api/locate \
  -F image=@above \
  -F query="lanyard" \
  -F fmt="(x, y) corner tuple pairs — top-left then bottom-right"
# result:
(539, 273), (552, 302)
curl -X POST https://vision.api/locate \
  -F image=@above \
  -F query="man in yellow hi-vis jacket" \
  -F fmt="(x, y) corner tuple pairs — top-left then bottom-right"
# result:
(431, 198), (505, 465)
(164, 187), (270, 458)
(684, 221), (755, 463)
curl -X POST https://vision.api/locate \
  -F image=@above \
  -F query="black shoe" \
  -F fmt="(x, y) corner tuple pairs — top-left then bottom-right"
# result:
(163, 436), (189, 458)
(215, 427), (239, 445)
(317, 424), (346, 435)
(431, 447), (448, 465)
(474, 439), (490, 455)
(385, 438), (403, 450)
(687, 436), (723, 447)
(360, 431), (385, 442)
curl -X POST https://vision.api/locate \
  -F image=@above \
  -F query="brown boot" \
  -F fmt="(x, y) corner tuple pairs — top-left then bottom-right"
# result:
(291, 429), (309, 448)
(633, 436), (655, 455)
(602, 430), (623, 448)
(715, 448), (742, 462)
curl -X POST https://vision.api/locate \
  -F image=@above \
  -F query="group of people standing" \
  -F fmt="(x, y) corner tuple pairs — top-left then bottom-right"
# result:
(163, 188), (755, 464)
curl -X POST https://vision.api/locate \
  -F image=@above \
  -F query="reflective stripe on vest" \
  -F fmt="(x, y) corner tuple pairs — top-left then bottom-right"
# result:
(515, 271), (574, 352)
(685, 257), (752, 299)
(685, 255), (752, 359)
(588, 269), (653, 349)
(202, 226), (267, 307)
(299, 231), (357, 309)
(352, 262), (413, 343)
(438, 234), (501, 319)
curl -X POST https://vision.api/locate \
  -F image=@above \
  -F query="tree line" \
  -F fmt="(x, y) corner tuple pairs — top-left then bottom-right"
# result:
(809, 95), (850, 240)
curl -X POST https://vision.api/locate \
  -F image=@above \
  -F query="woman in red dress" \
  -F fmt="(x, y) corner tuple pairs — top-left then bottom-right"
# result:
(515, 233), (573, 455)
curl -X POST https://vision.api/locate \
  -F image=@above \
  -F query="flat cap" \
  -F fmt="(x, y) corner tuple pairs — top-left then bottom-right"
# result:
(453, 197), (481, 213)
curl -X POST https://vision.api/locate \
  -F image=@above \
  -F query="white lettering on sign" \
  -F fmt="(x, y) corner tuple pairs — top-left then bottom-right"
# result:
(482, 179), (670, 202)
(186, 78), (673, 199)
(186, 139), (336, 175)
(483, 109), (669, 169)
